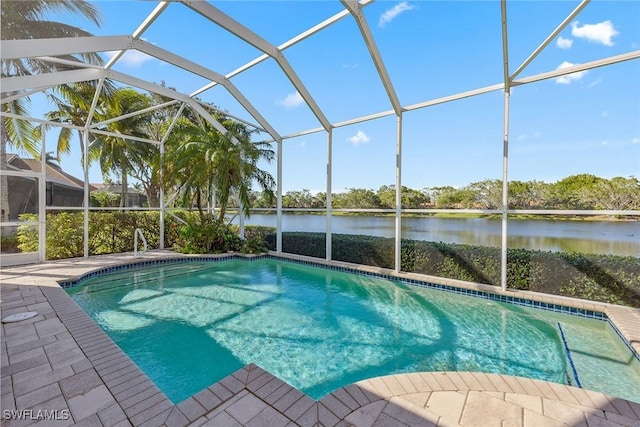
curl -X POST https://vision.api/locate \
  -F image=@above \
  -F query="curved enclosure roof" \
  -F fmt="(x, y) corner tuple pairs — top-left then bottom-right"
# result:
(3, 1), (639, 144)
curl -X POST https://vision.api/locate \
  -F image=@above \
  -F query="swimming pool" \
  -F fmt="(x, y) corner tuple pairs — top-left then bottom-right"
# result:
(66, 257), (640, 404)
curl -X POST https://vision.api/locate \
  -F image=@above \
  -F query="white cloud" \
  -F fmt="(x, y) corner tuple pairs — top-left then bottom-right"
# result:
(347, 130), (370, 145)
(107, 49), (154, 67)
(555, 61), (587, 84)
(601, 111), (609, 118)
(632, 137), (640, 144)
(571, 20), (619, 46)
(379, 2), (415, 28)
(277, 92), (304, 109)
(556, 37), (573, 49)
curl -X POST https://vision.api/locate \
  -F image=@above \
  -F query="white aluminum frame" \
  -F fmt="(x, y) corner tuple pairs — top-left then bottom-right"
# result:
(0, 0), (637, 289)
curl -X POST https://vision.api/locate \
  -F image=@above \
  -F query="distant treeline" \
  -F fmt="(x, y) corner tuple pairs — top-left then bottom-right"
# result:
(245, 174), (640, 211)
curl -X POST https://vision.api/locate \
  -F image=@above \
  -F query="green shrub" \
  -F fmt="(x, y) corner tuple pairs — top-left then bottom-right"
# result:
(266, 232), (640, 307)
(241, 235), (268, 254)
(244, 225), (275, 242)
(16, 211), (273, 259)
(16, 211), (188, 260)
(174, 215), (242, 254)
(89, 211), (164, 254)
(16, 215), (39, 253)
(0, 232), (20, 253)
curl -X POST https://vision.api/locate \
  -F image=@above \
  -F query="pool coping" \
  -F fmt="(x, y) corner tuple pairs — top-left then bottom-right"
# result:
(2, 250), (640, 426)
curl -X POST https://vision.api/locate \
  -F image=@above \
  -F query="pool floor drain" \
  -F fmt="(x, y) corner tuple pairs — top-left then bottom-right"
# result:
(2, 312), (38, 323)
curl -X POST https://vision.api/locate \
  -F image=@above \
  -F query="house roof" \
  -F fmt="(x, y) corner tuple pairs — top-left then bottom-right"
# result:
(8, 154), (95, 191)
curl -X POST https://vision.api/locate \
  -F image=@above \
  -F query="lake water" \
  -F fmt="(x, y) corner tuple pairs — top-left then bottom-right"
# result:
(238, 214), (639, 257)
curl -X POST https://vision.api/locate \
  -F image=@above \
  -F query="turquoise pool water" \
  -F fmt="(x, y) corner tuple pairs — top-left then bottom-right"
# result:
(67, 258), (640, 403)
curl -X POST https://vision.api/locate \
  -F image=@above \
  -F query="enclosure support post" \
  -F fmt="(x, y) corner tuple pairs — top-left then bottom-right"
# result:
(395, 113), (403, 273)
(500, 0), (511, 291)
(159, 141), (165, 250)
(276, 138), (283, 253)
(501, 92), (510, 292)
(39, 131), (46, 262)
(326, 129), (332, 261)
(83, 131), (89, 258)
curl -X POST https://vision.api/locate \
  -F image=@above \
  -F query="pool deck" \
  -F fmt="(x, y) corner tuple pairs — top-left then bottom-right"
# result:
(2, 250), (640, 426)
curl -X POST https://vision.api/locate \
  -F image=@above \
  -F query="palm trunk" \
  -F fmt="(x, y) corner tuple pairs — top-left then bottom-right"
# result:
(217, 204), (227, 225)
(145, 183), (160, 208)
(120, 165), (128, 208)
(216, 191), (229, 225)
(196, 189), (204, 222)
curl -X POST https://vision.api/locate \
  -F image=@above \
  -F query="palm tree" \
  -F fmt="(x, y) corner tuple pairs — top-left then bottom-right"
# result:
(0, 99), (38, 221)
(45, 80), (116, 162)
(169, 116), (276, 224)
(92, 88), (153, 207)
(1, 0), (104, 221)
(121, 89), (179, 208)
(126, 139), (161, 207)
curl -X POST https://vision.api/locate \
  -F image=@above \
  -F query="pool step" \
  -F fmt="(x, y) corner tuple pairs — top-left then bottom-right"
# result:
(77, 262), (211, 287)
(557, 322), (582, 388)
(76, 264), (221, 294)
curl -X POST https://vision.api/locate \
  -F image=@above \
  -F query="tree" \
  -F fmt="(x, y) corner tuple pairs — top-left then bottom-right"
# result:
(377, 185), (430, 209)
(580, 177), (640, 210)
(127, 141), (161, 207)
(283, 189), (323, 208)
(434, 188), (476, 209)
(332, 188), (380, 209)
(168, 116), (276, 223)
(1, 99), (37, 221)
(131, 83), (197, 207)
(549, 174), (605, 209)
(90, 190), (120, 207)
(377, 185), (396, 209)
(44, 80), (115, 162)
(248, 190), (276, 209)
(1, 1), (102, 78)
(93, 88), (153, 207)
(468, 179), (502, 209)
(1, 0), (104, 221)
(428, 186), (457, 208)
(508, 180), (531, 209)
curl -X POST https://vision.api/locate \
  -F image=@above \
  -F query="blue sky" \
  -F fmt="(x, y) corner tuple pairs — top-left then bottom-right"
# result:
(27, 0), (640, 193)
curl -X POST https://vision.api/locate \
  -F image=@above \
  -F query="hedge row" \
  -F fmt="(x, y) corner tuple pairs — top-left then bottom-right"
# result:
(16, 211), (275, 260)
(17, 212), (185, 259)
(265, 232), (640, 307)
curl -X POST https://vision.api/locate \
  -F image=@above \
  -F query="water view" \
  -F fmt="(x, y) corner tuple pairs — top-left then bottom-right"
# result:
(239, 214), (639, 257)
